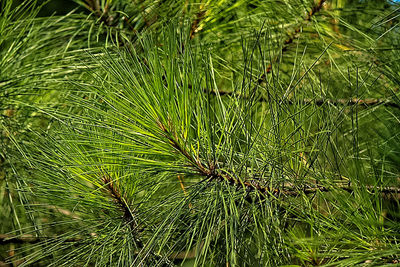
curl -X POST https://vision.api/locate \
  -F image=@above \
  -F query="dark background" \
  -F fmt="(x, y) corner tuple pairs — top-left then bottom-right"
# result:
(13, 0), (85, 16)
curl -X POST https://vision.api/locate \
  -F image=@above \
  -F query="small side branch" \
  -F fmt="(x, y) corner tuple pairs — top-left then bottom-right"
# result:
(282, 0), (327, 50)
(101, 175), (143, 248)
(259, 0), (327, 81)
(101, 176), (173, 265)
(210, 90), (400, 109)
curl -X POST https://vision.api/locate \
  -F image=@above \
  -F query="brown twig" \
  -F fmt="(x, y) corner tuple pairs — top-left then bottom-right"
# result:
(190, 9), (206, 39)
(178, 175), (193, 209)
(102, 176), (131, 220)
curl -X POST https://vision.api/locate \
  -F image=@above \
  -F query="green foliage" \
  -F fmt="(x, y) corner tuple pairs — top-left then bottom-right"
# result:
(1, 0), (399, 266)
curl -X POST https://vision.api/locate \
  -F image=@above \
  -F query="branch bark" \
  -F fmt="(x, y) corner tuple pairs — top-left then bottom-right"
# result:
(189, 9), (206, 39)
(0, 234), (82, 244)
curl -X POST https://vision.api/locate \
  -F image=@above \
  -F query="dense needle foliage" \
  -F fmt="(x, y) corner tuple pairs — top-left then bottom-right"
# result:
(1, 0), (400, 266)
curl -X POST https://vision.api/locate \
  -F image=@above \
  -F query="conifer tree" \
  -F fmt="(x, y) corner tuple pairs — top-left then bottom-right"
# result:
(1, 0), (399, 266)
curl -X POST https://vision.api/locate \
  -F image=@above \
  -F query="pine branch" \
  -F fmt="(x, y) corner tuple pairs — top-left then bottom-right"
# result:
(292, 98), (400, 108)
(157, 121), (400, 199)
(0, 233), (197, 260)
(80, 0), (138, 48)
(259, 0), (326, 82)
(282, 0), (327, 51)
(283, 184), (400, 197)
